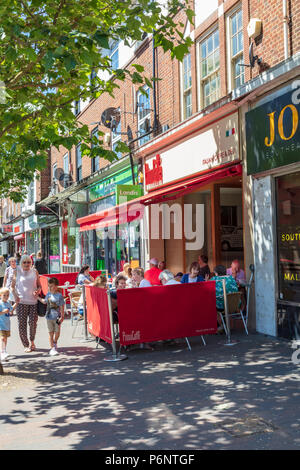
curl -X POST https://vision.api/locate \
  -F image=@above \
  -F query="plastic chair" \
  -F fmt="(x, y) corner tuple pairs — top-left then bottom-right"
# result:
(69, 290), (82, 326)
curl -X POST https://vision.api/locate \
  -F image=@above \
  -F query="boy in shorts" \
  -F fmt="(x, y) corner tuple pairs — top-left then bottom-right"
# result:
(0, 287), (17, 361)
(38, 278), (65, 356)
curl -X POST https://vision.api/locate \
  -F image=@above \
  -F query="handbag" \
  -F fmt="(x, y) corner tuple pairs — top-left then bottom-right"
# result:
(37, 297), (47, 317)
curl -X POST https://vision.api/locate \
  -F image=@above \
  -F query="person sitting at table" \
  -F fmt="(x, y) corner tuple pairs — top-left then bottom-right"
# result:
(110, 274), (127, 320)
(132, 267), (152, 288)
(144, 258), (162, 286)
(226, 259), (246, 286)
(181, 262), (204, 283)
(159, 269), (181, 285)
(198, 254), (210, 279)
(174, 272), (183, 283)
(75, 265), (95, 286)
(93, 275), (107, 289)
(210, 265), (239, 333)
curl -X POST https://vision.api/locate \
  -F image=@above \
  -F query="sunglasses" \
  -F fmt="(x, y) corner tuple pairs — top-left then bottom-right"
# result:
(22, 262), (31, 265)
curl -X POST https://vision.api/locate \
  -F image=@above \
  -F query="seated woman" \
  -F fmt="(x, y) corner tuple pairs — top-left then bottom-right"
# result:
(181, 262), (204, 283)
(110, 274), (127, 315)
(76, 265), (95, 286)
(132, 267), (152, 288)
(159, 269), (181, 285)
(198, 254), (210, 278)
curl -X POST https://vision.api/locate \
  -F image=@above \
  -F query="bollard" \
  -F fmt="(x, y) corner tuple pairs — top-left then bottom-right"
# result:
(104, 289), (127, 362)
(222, 279), (237, 346)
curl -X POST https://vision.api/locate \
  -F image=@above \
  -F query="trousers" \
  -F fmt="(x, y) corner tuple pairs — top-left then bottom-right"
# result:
(17, 303), (38, 348)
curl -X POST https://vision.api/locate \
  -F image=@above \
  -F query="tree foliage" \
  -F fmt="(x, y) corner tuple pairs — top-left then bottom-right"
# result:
(0, 0), (193, 201)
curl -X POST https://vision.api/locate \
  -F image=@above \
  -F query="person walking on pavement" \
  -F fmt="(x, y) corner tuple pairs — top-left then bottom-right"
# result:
(3, 257), (18, 305)
(34, 251), (48, 275)
(11, 255), (41, 353)
(0, 256), (7, 288)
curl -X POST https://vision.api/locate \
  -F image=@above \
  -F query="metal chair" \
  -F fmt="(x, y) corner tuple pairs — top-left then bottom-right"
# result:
(218, 291), (249, 335)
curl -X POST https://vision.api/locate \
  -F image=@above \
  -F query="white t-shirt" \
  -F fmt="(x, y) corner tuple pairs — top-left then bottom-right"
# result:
(16, 268), (38, 305)
(139, 279), (152, 288)
(165, 279), (181, 285)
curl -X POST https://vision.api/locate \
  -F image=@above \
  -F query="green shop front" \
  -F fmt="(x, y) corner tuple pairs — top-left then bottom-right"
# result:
(246, 79), (300, 340)
(79, 166), (143, 277)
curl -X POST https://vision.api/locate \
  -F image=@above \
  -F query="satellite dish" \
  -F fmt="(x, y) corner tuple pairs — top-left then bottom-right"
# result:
(54, 168), (64, 184)
(101, 107), (120, 130)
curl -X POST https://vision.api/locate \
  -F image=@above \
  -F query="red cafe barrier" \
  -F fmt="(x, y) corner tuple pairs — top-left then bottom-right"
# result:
(84, 281), (218, 347)
(85, 286), (112, 343)
(40, 271), (107, 303)
(117, 281), (218, 346)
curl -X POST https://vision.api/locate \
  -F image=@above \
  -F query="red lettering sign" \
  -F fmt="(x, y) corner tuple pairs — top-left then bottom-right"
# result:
(145, 154), (163, 190)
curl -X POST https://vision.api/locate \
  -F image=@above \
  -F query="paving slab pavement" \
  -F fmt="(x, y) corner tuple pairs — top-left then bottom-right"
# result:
(0, 315), (299, 450)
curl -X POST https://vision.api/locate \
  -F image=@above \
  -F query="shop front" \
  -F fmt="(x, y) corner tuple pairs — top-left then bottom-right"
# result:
(78, 165), (142, 276)
(13, 220), (25, 254)
(139, 108), (244, 276)
(24, 215), (40, 255)
(246, 79), (300, 339)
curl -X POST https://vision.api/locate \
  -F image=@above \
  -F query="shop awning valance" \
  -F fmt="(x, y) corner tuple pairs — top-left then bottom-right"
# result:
(14, 233), (25, 241)
(77, 162), (242, 232)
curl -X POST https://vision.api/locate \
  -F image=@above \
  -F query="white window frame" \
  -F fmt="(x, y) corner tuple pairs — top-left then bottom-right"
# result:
(111, 118), (122, 160)
(180, 52), (192, 121)
(137, 86), (151, 147)
(226, 4), (244, 92)
(197, 25), (220, 111)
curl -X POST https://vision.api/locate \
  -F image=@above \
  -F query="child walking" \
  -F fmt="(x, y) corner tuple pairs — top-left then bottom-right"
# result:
(0, 287), (17, 361)
(38, 277), (65, 356)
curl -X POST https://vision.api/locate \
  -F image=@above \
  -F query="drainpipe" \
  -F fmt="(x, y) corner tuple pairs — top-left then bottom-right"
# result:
(152, 31), (158, 133)
(283, 0), (289, 60)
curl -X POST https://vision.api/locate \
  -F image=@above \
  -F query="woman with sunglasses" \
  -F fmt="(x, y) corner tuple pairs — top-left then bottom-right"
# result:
(12, 255), (41, 353)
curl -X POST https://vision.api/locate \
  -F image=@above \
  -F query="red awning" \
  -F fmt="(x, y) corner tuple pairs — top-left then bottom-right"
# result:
(14, 233), (25, 241)
(78, 162), (242, 232)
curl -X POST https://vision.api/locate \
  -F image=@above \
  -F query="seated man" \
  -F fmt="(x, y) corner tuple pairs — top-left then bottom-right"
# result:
(144, 258), (162, 286)
(226, 260), (246, 286)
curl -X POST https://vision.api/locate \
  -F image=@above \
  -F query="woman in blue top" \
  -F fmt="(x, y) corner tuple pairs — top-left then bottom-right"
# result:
(181, 262), (204, 283)
(76, 265), (95, 286)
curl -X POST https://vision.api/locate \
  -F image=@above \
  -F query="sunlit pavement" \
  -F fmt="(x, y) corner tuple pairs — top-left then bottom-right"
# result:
(0, 315), (299, 450)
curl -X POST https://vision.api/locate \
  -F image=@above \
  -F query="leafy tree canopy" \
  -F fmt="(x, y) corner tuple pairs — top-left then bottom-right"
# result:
(0, 0), (194, 201)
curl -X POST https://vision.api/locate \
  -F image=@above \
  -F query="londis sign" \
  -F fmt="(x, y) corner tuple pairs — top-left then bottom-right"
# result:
(246, 81), (300, 175)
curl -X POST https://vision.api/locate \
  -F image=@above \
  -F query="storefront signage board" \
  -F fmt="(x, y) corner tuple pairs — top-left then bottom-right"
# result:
(144, 113), (239, 190)
(89, 167), (137, 202)
(116, 184), (143, 205)
(246, 85), (300, 175)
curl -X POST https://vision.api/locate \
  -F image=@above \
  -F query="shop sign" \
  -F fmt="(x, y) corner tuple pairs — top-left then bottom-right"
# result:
(116, 184), (143, 205)
(246, 82), (300, 175)
(2, 225), (12, 233)
(145, 113), (239, 187)
(145, 154), (163, 190)
(62, 220), (68, 264)
(13, 220), (23, 234)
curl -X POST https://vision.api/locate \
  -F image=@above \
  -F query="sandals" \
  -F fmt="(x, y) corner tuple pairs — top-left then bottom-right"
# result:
(24, 344), (36, 353)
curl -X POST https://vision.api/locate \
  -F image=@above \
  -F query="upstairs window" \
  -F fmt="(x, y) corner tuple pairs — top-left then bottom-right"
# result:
(228, 8), (244, 89)
(181, 53), (192, 120)
(198, 29), (220, 109)
(112, 119), (122, 160)
(137, 86), (151, 146)
(109, 40), (120, 71)
(76, 144), (82, 181)
(91, 128), (100, 173)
